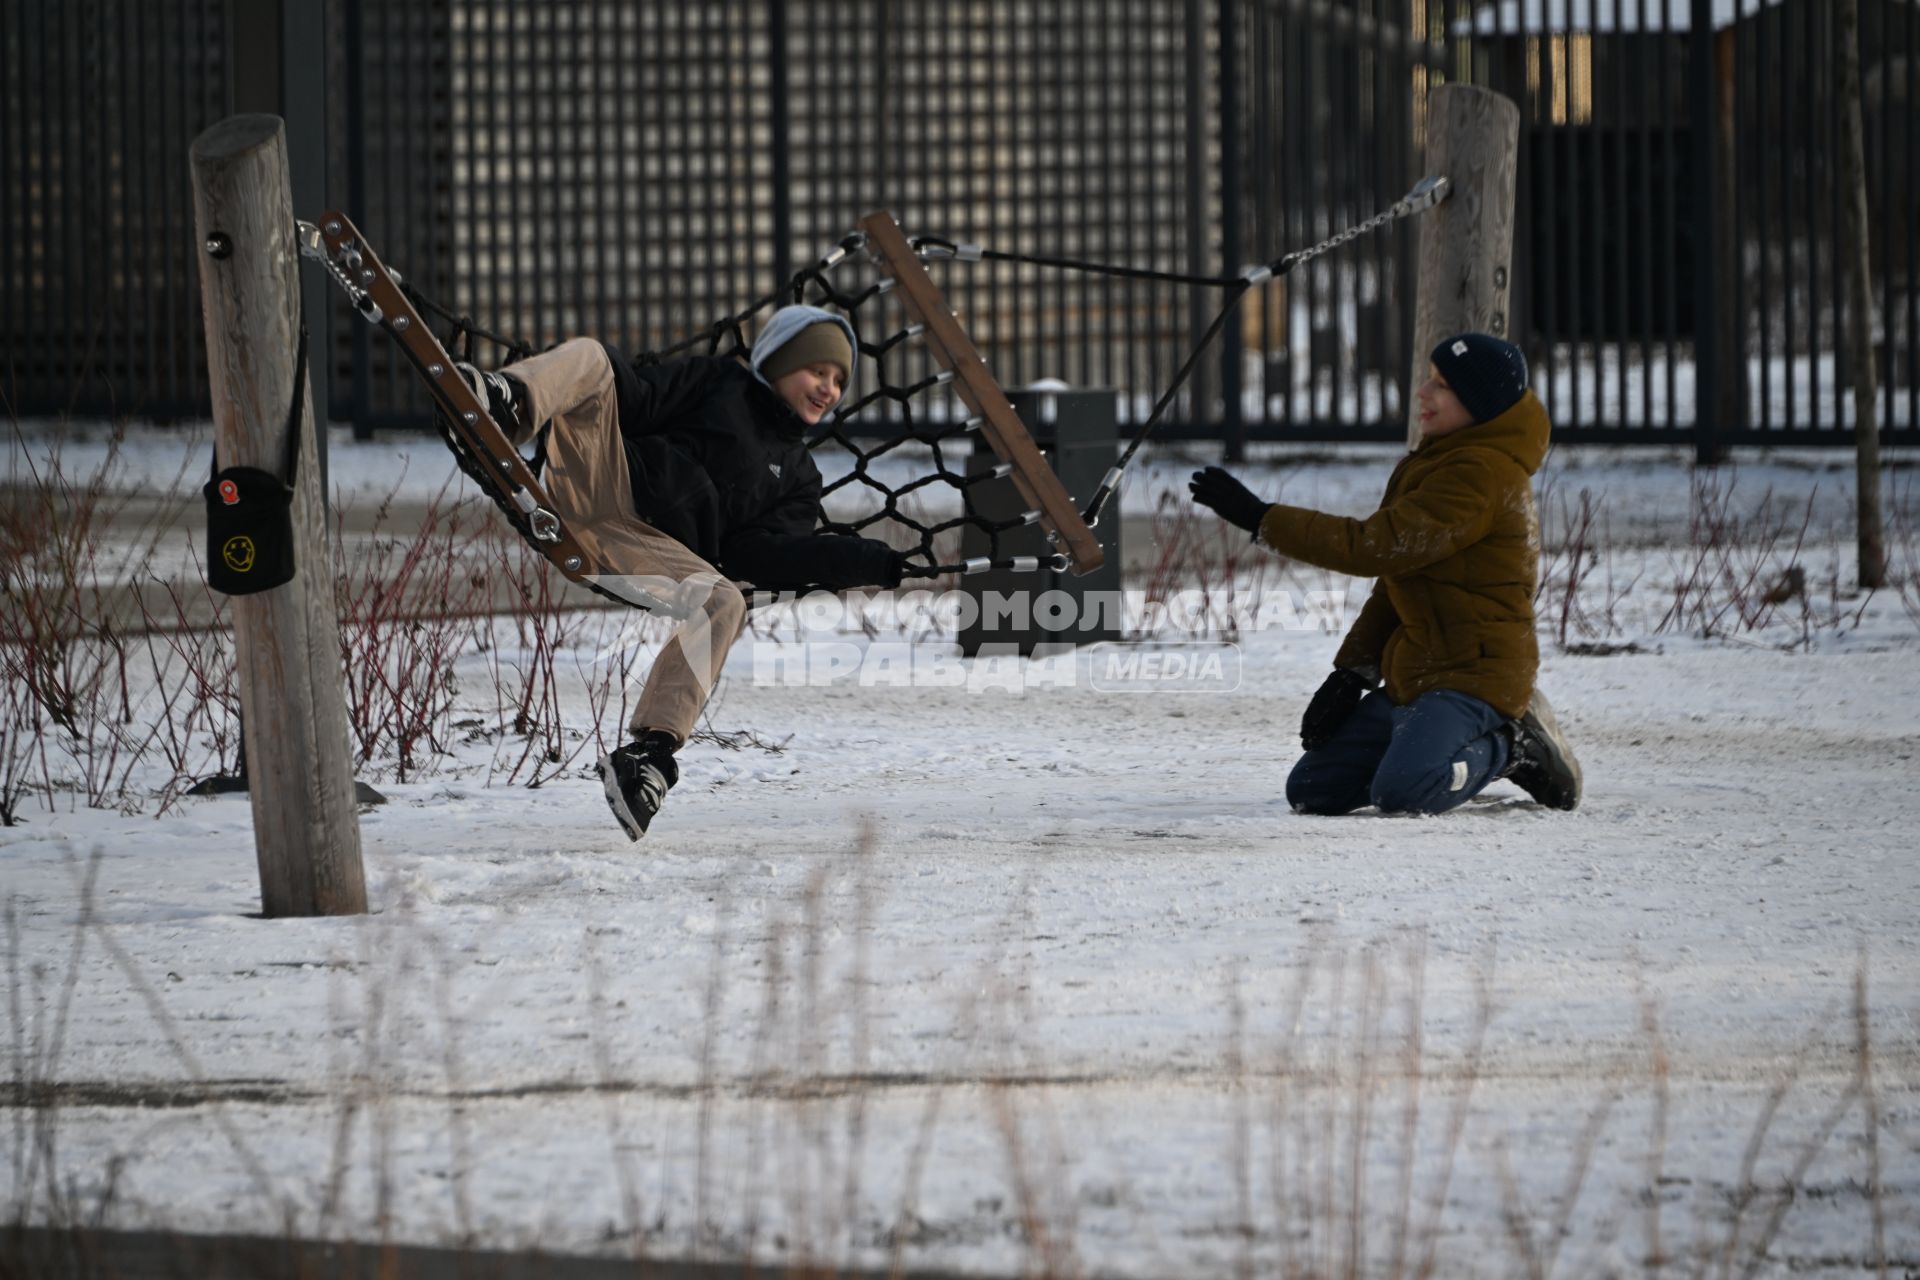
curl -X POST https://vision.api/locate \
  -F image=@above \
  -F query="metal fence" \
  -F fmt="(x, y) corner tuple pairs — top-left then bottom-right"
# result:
(4, 0), (1916, 449)
(2, 0), (229, 421)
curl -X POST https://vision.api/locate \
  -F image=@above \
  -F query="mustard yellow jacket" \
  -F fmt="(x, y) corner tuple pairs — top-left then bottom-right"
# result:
(1256, 390), (1549, 718)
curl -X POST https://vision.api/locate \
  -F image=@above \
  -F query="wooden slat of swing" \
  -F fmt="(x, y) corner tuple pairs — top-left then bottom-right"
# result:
(312, 210), (598, 589)
(858, 211), (1106, 577)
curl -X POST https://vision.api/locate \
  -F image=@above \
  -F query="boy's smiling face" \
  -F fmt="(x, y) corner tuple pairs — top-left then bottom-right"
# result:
(771, 362), (846, 425)
(1415, 363), (1476, 439)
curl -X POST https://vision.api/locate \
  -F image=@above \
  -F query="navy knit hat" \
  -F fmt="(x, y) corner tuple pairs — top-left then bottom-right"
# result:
(1430, 333), (1528, 425)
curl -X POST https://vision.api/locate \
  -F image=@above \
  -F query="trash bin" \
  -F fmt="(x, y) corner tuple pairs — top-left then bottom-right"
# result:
(958, 387), (1122, 656)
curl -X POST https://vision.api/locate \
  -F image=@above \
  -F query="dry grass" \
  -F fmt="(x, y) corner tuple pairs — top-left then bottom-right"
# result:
(1531, 462), (1916, 654)
(3, 845), (1909, 1279)
(0, 430), (686, 817)
(8, 429), (1910, 826)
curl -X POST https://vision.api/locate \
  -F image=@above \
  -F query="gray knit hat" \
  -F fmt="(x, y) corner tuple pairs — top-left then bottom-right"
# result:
(754, 308), (855, 383)
(1430, 332), (1528, 424)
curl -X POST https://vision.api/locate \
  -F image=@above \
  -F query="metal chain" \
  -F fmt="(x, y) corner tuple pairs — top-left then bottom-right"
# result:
(1269, 175), (1450, 277)
(1074, 175), (1452, 528)
(910, 176), (1449, 294)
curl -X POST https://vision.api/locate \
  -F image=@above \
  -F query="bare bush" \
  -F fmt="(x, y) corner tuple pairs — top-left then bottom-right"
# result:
(1529, 464), (1887, 653)
(478, 527), (596, 787)
(128, 561), (241, 814)
(1887, 469), (1920, 633)
(0, 428), (198, 815)
(1134, 483), (1337, 641)
(1654, 469), (1823, 641)
(332, 478), (490, 782)
(0, 683), (35, 827)
(1536, 483), (1641, 652)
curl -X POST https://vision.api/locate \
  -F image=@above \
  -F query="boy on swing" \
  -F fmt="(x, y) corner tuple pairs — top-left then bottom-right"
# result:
(456, 305), (908, 840)
(1189, 333), (1582, 815)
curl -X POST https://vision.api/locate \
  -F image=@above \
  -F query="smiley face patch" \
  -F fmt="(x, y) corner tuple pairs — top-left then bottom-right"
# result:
(221, 535), (257, 574)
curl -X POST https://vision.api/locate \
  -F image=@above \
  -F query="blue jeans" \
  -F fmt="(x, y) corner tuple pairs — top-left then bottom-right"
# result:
(1286, 688), (1513, 816)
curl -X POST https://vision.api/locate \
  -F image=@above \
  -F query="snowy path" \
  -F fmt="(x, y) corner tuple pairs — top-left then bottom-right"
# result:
(7, 625), (1917, 1276)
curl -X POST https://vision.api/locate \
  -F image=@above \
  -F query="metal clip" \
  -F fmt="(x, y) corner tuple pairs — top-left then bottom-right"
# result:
(823, 231), (869, 272)
(295, 220), (326, 262)
(1399, 174), (1450, 215)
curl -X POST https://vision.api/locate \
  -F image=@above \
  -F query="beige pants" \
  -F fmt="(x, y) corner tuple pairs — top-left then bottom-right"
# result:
(504, 338), (746, 745)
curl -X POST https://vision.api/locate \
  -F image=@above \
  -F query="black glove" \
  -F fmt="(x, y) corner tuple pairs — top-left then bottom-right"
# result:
(877, 548), (914, 589)
(1300, 668), (1375, 750)
(1188, 466), (1271, 535)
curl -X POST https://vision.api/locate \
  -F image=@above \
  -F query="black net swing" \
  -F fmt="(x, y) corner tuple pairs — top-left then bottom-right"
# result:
(301, 177), (1447, 611)
(342, 213), (1104, 608)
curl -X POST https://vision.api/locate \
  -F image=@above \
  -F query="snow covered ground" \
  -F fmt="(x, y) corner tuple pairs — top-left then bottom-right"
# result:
(4, 424), (1919, 1276)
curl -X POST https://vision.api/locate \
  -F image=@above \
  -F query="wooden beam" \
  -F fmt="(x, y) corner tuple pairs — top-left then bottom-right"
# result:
(312, 210), (598, 587)
(858, 211), (1105, 576)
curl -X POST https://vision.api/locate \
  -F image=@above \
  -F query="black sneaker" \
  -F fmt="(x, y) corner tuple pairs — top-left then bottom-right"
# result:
(1503, 689), (1582, 811)
(452, 361), (524, 435)
(597, 737), (679, 841)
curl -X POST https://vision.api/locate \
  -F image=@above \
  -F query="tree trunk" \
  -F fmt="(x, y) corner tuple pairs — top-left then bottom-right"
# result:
(1836, 0), (1886, 589)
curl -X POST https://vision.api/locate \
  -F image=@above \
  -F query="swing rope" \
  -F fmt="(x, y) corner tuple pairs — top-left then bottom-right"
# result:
(913, 175), (1451, 527)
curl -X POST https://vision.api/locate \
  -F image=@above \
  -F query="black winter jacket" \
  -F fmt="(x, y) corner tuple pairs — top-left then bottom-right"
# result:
(602, 344), (897, 591)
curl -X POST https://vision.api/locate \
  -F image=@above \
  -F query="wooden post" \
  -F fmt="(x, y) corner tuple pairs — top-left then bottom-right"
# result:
(191, 114), (367, 918)
(860, 211), (1105, 575)
(1407, 84), (1520, 449)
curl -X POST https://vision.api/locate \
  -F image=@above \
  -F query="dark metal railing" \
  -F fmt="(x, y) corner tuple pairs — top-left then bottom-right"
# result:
(1, 0), (229, 421)
(3, 0), (1914, 449)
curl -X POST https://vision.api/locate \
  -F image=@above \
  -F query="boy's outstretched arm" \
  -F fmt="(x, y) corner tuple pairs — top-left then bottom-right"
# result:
(1256, 457), (1502, 578)
(721, 465), (904, 591)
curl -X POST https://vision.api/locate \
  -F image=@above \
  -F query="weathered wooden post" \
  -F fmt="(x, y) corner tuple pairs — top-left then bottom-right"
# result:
(191, 114), (366, 917)
(1407, 84), (1520, 449)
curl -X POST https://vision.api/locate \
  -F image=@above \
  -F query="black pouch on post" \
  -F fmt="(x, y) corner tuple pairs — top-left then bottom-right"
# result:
(205, 327), (307, 595)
